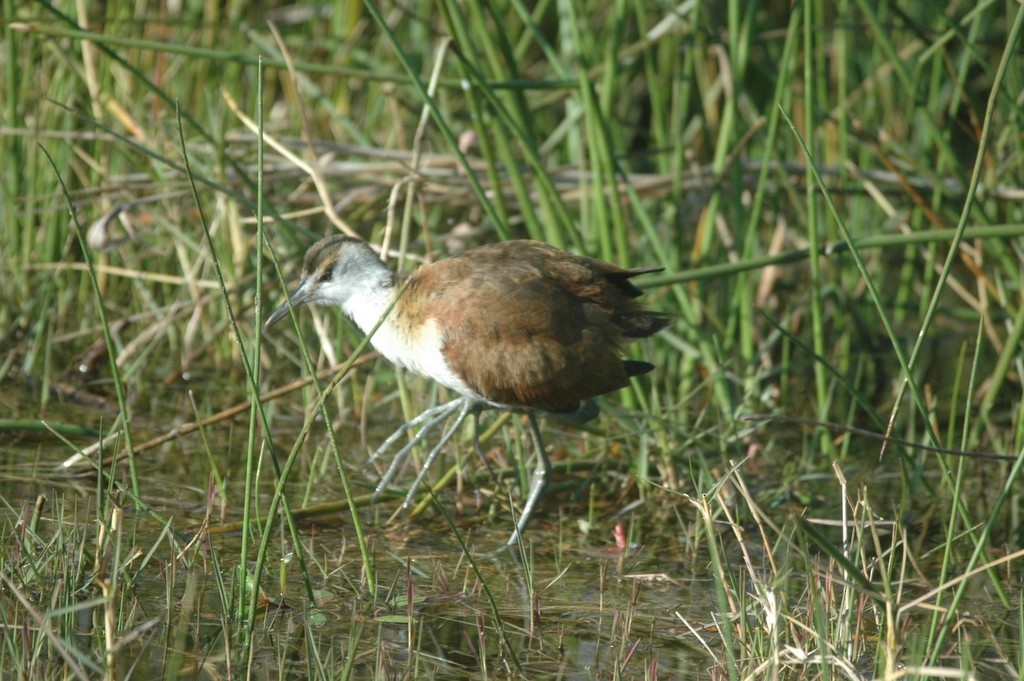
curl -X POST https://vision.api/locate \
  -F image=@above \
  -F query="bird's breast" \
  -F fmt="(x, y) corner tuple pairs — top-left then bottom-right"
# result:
(371, 315), (480, 400)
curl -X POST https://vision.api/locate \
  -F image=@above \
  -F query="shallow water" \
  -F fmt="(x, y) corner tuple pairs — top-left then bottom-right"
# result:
(2, 361), (1018, 679)
(1, 369), (727, 679)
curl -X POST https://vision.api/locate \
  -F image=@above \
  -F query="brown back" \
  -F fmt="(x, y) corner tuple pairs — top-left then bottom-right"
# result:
(404, 240), (667, 412)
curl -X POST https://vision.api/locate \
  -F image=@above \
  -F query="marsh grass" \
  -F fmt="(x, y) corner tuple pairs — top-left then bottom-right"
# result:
(2, 0), (1024, 678)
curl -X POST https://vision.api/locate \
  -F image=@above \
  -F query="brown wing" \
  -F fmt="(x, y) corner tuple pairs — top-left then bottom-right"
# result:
(405, 241), (666, 412)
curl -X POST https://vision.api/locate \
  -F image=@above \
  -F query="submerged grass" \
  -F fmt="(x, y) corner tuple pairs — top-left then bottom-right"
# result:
(2, 0), (1024, 678)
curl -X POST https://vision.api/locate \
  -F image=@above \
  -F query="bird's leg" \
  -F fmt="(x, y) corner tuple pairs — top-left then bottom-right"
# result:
(465, 410), (509, 497)
(506, 412), (552, 546)
(401, 397), (477, 508)
(365, 399), (464, 468)
(371, 398), (466, 500)
(471, 411), (487, 463)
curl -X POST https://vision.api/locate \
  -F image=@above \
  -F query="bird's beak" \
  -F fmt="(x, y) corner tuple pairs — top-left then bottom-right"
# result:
(264, 279), (310, 330)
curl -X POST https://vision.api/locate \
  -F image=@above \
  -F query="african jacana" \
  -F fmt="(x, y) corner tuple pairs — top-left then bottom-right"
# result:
(265, 235), (668, 545)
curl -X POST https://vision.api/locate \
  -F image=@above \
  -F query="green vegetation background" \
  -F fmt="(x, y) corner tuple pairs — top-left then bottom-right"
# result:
(2, 1), (1023, 678)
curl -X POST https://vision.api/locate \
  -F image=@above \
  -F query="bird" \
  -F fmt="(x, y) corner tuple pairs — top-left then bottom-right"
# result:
(265, 235), (668, 545)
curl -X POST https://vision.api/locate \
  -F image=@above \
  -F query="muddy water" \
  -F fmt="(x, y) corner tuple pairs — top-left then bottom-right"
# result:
(1, 372), (721, 679)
